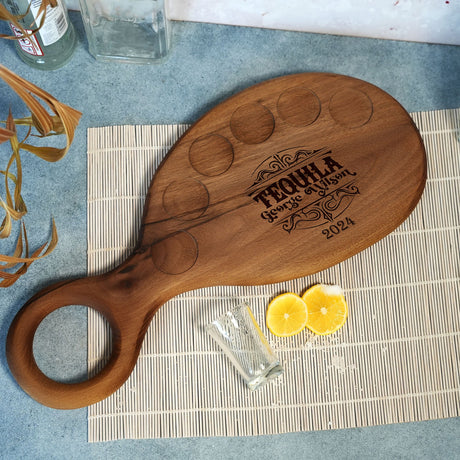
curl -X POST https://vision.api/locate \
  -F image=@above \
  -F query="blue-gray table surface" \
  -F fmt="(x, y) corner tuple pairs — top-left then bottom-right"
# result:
(0, 11), (459, 460)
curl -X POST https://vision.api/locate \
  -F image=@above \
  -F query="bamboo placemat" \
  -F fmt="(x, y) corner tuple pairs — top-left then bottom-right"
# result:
(86, 109), (460, 442)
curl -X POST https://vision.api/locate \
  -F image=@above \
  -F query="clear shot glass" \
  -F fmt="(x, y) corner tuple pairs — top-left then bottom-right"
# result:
(206, 302), (284, 390)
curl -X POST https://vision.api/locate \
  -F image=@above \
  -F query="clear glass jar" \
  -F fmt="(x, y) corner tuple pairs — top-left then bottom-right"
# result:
(2, 0), (77, 70)
(78, 0), (171, 64)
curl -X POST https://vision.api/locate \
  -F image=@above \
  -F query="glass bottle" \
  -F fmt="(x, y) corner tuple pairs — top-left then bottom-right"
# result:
(2, 0), (76, 70)
(79, 0), (171, 64)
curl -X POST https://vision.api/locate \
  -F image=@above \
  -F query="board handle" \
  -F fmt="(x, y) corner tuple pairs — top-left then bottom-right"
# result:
(6, 265), (157, 409)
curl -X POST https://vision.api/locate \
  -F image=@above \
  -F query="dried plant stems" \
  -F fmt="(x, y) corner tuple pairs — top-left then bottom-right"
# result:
(0, 64), (81, 287)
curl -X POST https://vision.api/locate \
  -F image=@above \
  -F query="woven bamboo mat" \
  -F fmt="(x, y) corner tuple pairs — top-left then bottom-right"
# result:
(86, 109), (460, 442)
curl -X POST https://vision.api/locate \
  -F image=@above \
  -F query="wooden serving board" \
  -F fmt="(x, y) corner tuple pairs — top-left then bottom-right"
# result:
(6, 73), (426, 409)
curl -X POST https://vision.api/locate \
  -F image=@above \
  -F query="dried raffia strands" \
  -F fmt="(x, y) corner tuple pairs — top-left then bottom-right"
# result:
(0, 64), (82, 287)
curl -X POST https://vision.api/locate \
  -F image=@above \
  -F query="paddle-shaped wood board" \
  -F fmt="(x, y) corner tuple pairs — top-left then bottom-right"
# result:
(6, 73), (426, 409)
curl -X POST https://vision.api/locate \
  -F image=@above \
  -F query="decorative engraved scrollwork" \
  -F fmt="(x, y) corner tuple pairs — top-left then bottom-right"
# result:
(281, 182), (360, 233)
(250, 147), (331, 188)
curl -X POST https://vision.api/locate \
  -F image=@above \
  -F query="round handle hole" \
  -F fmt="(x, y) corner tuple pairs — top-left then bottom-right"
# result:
(33, 305), (112, 384)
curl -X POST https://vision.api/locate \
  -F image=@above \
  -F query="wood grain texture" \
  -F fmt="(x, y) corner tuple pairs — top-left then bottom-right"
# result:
(6, 73), (426, 409)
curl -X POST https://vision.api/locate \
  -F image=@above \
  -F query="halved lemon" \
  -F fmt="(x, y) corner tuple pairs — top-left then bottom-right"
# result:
(302, 284), (348, 335)
(266, 292), (308, 337)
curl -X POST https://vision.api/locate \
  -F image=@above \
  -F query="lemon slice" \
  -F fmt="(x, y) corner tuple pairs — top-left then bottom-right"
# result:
(302, 284), (348, 335)
(266, 292), (308, 337)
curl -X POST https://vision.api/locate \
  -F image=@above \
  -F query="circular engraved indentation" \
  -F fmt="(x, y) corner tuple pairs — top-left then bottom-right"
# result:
(151, 231), (198, 275)
(162, 178), (209, 221)
(277, 87), (321, 126)
(230, 103), (275, 144)
(329, 88), (373, 128)
(189, 134), (234, 176)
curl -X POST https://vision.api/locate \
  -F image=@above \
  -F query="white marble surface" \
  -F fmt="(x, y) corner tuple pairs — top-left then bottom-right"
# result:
(68, 0), (460, 45)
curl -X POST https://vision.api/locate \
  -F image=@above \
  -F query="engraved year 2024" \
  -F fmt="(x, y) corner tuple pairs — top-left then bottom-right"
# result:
(322, 217), (356, 239)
